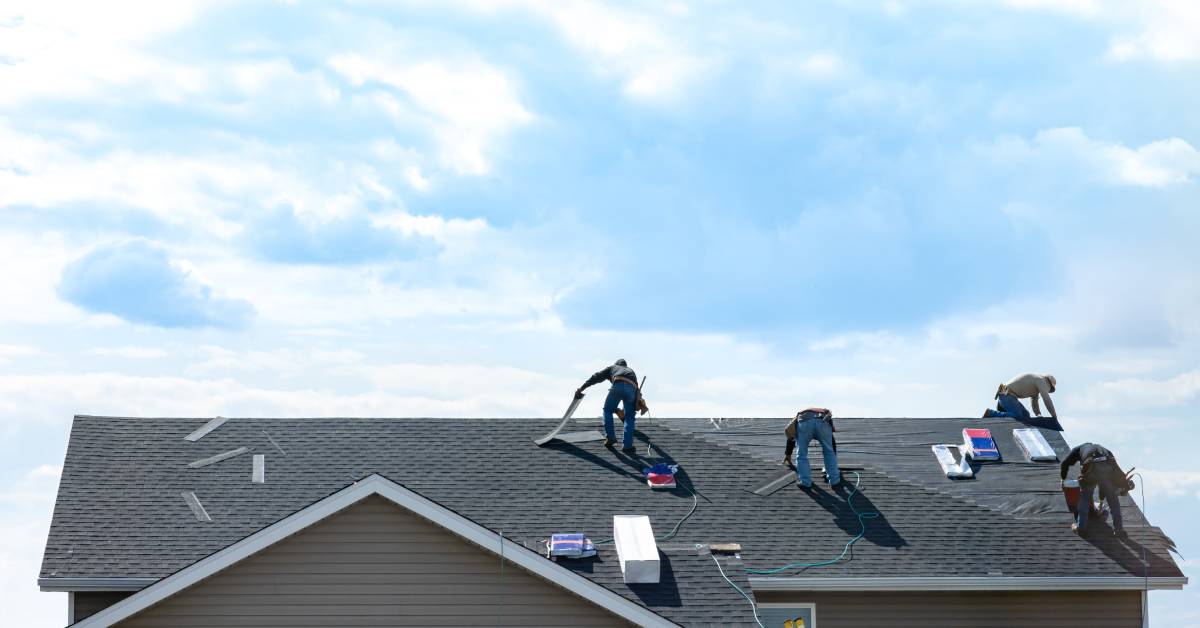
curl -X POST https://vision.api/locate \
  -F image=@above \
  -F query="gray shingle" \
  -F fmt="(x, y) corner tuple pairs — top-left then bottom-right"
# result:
(40, 415), (1184, 627)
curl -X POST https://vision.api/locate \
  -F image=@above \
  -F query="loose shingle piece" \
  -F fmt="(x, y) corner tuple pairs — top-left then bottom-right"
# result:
(187, 446), (251, 469)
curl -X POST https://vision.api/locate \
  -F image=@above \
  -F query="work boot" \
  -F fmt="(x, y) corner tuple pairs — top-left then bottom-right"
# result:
(1071, 523), (1082, 535)
(603, 438), (615, 448)
(621, 446), (636, 455)
(1114, 528), (1128, 539)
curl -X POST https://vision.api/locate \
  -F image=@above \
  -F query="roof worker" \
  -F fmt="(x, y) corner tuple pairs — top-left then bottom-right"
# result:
(1061, 442), (1132, 537)
(788, 408), (841, 489)
(983, 373), (1058, 422)
(576, 359), (646, 454)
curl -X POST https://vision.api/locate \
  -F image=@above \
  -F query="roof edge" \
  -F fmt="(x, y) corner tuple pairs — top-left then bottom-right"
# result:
(69, 474), (678, 628)
(39, 578), (156, 592)
(749, 576), (1188, 592)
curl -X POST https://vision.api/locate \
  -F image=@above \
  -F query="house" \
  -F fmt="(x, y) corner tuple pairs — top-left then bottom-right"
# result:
(40, 414), (1186, 627)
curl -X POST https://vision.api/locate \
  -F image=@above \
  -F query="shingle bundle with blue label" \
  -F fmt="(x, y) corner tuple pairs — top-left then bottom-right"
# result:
(549, 533), (596, 558)
(962, 428), (1001, 461)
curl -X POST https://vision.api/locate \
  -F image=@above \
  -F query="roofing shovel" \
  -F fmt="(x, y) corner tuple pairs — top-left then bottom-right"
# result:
(533, 391), (585, 446)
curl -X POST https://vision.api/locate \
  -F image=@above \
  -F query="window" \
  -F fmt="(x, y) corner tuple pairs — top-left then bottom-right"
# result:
(758, 603), (816, 628)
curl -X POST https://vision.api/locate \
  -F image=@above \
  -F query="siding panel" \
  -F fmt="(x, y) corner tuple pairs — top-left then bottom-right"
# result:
(117, 496), (628, 627)
(74, 591), (134, 622)
(757, 590), (1142, 628)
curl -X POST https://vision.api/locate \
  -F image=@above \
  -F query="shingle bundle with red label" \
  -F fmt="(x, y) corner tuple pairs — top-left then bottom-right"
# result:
(643, 463), (679, 489)
(962, 428), (1001, 461)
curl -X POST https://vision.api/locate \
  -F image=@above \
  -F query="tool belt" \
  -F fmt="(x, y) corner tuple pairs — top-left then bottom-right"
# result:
(612, 376), (639, 388)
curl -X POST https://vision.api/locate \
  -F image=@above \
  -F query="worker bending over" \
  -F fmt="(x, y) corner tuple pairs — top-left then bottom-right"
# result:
(1061, 442), (1130, 536)
(984, 373), (1057, 422)
(788, 408), (841, 489)
(576, 359), (645, 454)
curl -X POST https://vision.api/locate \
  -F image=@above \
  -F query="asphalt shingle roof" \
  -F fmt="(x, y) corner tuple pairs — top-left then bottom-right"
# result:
(42, 415), (1184, 625)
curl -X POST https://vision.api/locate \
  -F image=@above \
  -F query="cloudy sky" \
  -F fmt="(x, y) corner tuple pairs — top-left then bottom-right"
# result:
(2, 0), (1198, 625)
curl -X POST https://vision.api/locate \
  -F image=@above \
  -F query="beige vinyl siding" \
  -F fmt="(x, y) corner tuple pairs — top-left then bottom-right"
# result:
(117, 495), (628, 627)
(756, 590), (1142, 628)
(74, 591), (134, 622)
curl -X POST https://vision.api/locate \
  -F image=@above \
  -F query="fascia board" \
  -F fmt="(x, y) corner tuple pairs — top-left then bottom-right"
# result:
(71, 474), (677, 628)
(749, 576), (1189, 592)
(38, 577), (157, 592)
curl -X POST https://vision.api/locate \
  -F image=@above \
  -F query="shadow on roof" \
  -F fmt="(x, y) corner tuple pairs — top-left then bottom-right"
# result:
(798, 481), (908, 551)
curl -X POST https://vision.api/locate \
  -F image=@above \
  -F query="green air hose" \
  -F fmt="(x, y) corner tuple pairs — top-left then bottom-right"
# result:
(744, 471), (879, 574)
(592, 480), (699, 545)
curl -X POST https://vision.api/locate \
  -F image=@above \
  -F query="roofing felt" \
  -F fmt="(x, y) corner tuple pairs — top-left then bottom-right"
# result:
(42, 416), (1183, 621)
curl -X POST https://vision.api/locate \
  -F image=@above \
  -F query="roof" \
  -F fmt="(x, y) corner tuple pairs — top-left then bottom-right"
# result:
(70, 474), (680, 628)
(42, 415), (1186, 622)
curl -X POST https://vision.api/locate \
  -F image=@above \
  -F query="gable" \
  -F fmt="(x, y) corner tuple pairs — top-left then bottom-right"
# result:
(115, 495), (628, 627)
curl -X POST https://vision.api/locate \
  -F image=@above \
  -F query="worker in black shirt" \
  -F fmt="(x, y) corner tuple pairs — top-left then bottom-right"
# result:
(1061, 442), (1128, 536)
(576, 359), (644, 454)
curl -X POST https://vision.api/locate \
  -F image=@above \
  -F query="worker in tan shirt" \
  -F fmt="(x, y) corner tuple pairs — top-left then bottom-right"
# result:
(983, 373), (1058, 422)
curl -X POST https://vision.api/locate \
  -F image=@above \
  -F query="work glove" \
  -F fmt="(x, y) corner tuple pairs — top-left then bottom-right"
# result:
(637, 397), (650, 415)
(574, 388), (584, 399)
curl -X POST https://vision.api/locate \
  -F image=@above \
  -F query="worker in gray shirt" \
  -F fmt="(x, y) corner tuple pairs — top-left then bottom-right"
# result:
(1061, 442), (1131, 536)
(983, 373), (1057, 422)
(576, 359), (644, 454)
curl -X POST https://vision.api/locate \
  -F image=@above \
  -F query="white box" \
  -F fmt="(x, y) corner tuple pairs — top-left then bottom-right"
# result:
(1013, 428), (1057, 461)
(613, 515), (660, 584)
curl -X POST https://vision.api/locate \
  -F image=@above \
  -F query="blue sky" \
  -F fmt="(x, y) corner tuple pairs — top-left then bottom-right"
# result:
(1, 0), (1198, 625)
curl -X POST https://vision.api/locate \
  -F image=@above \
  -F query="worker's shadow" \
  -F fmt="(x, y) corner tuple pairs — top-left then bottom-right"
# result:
(800, 481), (907, 550)
(1080, 523), (1180, 576)
(545, 435), (649, 482)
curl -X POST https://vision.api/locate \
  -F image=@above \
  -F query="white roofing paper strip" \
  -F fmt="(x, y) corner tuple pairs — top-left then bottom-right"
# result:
(613, 515), (660, 584)
(188, 447), (251, 469)
(252, 454), (265, 483)
(932, 444), (973, 478)
(180, 492), (211, 522)
(1013, 428), (1057, 461)
(183, 417), (229, 442)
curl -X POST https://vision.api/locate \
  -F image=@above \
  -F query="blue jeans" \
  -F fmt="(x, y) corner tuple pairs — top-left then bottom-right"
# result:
(603, 382), (638, 449)
(985, 392), (1030, 421)
(794, 417), (840, 486)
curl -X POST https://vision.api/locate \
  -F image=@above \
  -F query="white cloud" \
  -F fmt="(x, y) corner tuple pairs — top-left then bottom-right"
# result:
(987, 127), (1200, 187)
(454, 0), (711, 104)
(999, 0), (1200, 62)
(1138, 469), (1200, 500)
(328, 53), (532, 175)
(1105, 0), (1200, 62)
(1079, 369), (1200, 411)
(0, 464), (63, 628)
(1004, 0), (1099, 16)
(0, 1), (219, 106)
(85, 346), (169, 359)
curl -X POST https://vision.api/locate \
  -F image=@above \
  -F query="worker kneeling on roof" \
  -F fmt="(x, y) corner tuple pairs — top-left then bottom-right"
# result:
(788, 408), (841, 489)
(576, 359), (646, 454)
(983, 373), (1058, 423)
(1061, 442), (1133, 537)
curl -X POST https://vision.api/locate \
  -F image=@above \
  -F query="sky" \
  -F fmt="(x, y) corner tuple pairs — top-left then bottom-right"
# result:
(1, 0), (1198, 625)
